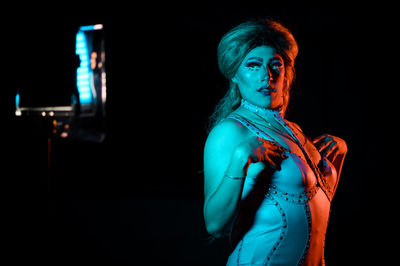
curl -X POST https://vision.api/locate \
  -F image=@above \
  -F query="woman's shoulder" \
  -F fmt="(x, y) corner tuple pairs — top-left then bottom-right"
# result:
(205, 115), (250, 148)
(208, 116), (250, 139)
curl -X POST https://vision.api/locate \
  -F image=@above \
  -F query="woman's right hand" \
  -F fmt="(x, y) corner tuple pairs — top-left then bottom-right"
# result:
(232, 137), (288, 171)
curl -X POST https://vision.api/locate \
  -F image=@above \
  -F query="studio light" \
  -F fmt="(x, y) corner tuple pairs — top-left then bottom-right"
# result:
(15, 24), (107, 143)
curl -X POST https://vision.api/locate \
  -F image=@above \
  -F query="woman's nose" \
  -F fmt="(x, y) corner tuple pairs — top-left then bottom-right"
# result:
(260, 65), (272, 82)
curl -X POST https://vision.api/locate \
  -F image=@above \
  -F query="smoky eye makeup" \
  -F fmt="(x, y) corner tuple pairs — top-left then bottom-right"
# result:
(243, 56), (284, 72)
(268, 58), (284, 75)
(245, 57), (263, 69)
(269, 57), (283, 68)
(245, 62), (262, 69)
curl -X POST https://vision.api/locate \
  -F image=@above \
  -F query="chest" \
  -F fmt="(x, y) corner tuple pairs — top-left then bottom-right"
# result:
(259, 124), (321, 165)
(245, 122), (322, 190)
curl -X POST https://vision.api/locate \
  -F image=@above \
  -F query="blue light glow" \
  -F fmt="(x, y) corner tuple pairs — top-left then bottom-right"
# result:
(15, 92), (20, 107)
(79, 25), (96, 31)
(75, 30), (92, 104)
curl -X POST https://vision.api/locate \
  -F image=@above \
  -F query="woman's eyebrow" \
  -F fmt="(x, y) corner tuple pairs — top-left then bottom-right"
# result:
(246, 56), (283, 63)
(269, 56), (283, 63)
(246, 56), (264, 62)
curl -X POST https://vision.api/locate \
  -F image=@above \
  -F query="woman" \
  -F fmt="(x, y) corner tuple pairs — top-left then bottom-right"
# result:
(203, 19), (347, 265)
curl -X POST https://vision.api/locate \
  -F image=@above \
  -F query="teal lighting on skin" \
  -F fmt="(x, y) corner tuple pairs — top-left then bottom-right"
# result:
(76, 29), (92, 104)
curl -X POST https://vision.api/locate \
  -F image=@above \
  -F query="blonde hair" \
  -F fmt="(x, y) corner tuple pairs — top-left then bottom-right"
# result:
(208, 19), (298, 131)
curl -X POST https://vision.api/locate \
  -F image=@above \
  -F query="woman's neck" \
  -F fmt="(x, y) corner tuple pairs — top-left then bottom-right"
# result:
(240, 99), (284, 120)
(238, 99), (303, 145)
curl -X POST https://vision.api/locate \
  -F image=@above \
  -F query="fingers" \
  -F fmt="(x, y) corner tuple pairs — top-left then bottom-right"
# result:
(313, 135), (336, 153)
(264, 156), (278, 169)
(263, 143), (288, 161)
(324, 142), (338, 158)
(253, 144), (286, 162)
(260, 142), (283, 152)
(257, 137), (286, 152)
(273, 153), (287, 171)
(317, 140), (335, 153)
(328, 146), (339, 162)
(269, 149), (288, 160)
(312, 134), (328, 144)
(263, 141), (288, 170)
(253, 138), (287, 170)
(264, 154), (282, 170)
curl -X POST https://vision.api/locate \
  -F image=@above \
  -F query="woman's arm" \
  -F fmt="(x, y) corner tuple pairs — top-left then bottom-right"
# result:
(203, 119), (286, 238)
(203, 120), (249, 238)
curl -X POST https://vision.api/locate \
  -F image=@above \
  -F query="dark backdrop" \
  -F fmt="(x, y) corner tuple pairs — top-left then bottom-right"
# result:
(4, 6), (394, 265)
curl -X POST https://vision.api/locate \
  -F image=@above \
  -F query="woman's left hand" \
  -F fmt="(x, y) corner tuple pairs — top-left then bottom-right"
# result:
(312, 134), (348, 162)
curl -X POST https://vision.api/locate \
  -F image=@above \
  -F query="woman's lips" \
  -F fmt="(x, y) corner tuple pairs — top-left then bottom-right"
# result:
(257, 87), (276, 95)
(258, 90), (272, 96)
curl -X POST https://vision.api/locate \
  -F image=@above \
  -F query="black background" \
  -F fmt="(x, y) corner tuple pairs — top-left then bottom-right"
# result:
(4, 6), (396, 265)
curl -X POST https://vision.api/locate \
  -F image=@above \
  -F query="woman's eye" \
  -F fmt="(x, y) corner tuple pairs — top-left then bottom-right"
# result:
(269, 62), (283, 74)
(270, 62), (283, 70)
(245, 62), (262, 70)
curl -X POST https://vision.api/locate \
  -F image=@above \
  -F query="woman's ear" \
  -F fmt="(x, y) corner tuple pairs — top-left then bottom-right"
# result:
(231, 75), (238, 84)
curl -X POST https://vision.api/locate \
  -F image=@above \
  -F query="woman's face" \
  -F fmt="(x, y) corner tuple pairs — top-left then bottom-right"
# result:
(232, 45), (286, 110)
